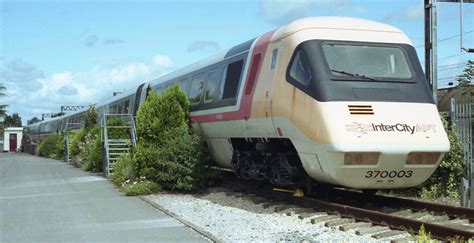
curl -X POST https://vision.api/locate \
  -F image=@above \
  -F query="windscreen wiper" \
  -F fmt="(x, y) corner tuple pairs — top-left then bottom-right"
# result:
(330, 69), (376, 81)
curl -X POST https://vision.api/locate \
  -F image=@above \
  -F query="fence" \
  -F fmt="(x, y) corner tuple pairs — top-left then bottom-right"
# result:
(451, 96), (473, 207)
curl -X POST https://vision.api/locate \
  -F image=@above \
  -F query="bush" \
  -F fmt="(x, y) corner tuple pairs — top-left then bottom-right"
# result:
(136, 85), (189, 145)
(38, 134), (64, 160)
(106, 117), (130, 140)
(134, 85), (216, 191)
(417, 118), (465, 200)
(140, 126), (215, 190)
(85, 106), (98, 132)
(123, 180), (162, 196)
(82, 126), (103, 172)
(110, 153), (135, 186)
(70, 128), (85, 157)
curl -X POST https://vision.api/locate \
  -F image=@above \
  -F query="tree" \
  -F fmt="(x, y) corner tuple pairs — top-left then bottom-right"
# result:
(84, 105), (98, 132)
(27, 117), (41, 125)
(3, 113), (22, 127)
(0, 84), (7, 118)
(456, 60), (474, 88)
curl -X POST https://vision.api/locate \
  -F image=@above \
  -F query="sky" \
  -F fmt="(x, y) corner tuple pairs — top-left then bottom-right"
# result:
(0, 0), (473, 124)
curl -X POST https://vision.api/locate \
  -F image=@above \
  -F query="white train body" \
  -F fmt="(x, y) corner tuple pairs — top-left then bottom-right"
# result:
(24, 17), (450, 190)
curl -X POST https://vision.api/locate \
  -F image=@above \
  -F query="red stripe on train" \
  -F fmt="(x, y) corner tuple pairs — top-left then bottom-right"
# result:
(191, 30), (275, 123)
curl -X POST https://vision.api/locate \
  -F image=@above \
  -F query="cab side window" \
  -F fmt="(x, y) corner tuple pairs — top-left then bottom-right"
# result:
(288, 50), (312, 86)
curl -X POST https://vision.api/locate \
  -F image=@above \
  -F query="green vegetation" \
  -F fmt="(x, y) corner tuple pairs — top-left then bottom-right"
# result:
(456, 60), (473, 88)
(418, 118), (465, 200)
(37, 85), (216, 197)
(110, 85), (217, 195)
(106, 117), (130, 139)
(38, 134), (64, 160)
(110, 153), (134, 186)
(70, 128), (85, 158)
(123, 180), (162, 196)
(82, 125), (103, 172)
(84, 106), (98, 132)
(3, 113), (22, 127)
(416, 225), (432, 242)
(0, 83), (7, 117)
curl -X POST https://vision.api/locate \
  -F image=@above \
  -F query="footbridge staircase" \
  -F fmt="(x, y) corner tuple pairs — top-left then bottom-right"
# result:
(102, 114), (137, 177)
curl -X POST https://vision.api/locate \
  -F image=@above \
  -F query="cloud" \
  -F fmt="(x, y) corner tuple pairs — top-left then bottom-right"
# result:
(153, 54), (173, 68)
(186, 41), (220, 53)
(58, 86), (78, 96)
(83, 35), (99, 47)
(259, 0), (347, 25)
(103, 39), (125, 45)
(0, 59), (44, 91)
(0, 54), (174, 123)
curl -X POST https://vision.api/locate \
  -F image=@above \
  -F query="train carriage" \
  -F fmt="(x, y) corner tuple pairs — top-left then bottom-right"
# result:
(24, 17), (450, 192)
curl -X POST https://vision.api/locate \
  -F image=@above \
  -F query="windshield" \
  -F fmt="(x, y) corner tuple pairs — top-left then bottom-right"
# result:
(322, 43), (413, 80)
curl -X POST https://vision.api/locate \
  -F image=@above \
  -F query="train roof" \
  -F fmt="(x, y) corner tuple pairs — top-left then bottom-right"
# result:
(273, 17), (404, 40)
(272, 16), (409, 44)
(148, 38), (257, 87)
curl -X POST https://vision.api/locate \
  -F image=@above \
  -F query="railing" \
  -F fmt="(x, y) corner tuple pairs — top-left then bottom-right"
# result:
(102, 113), (137, 176)
(451, 96), (473, 207)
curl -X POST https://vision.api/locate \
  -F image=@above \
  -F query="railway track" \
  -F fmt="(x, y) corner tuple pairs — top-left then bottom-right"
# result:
(221, 179), (474, 241)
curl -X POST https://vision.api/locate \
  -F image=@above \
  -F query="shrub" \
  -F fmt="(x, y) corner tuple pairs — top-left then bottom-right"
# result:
(106, 117), (130, 140)
(110, 153), (135, 186)
(85, 106), (98, 132)
(123, 180), (162, 196)
(134, 85), (216, 191)
(70, 128), (85, 157)
(82, 126), (103, 172)
(417, 118), (465, 200)
(38, 134), (64, 159)
(136, 85), (189, 145)
(140, 126), (215, 190)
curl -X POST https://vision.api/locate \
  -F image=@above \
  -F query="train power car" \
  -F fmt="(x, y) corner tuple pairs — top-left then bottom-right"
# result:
(24, 17), (450, 193)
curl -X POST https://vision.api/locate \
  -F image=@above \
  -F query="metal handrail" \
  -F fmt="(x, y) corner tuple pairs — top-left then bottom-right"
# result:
(102, 113), (137, 176)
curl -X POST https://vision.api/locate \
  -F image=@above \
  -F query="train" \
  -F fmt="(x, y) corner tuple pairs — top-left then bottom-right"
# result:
(23, 17), (450, 193)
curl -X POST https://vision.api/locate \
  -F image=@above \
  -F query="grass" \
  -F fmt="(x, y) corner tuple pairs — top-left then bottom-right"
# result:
(123, 180), (162, 196)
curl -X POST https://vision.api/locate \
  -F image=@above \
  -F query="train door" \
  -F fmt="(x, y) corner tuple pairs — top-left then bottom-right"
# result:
(9, 133), (17, 152)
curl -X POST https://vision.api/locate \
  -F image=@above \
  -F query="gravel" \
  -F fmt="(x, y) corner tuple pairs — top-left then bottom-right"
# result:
(145, 188), (379, 242)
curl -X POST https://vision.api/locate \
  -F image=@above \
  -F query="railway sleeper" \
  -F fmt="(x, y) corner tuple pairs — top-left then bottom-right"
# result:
(355, 226), (391, 236)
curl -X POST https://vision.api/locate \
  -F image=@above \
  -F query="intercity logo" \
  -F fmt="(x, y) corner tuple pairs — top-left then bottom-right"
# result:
(346, 122), (436, 135)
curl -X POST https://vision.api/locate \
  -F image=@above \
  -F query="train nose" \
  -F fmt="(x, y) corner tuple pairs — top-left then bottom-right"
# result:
(334, 151), (445, 189)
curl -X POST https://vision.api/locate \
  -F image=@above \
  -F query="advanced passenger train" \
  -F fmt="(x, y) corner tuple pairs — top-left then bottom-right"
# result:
(24, 17), (450, 192)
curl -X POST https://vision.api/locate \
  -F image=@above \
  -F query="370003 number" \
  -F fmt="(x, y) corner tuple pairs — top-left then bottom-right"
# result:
(365, 170), (413, 179)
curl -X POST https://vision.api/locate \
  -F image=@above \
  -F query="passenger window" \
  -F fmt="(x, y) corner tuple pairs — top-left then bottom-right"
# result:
(189, 74), (204, 105)
(221, 60), (244, 99)
(124, 100), (130, 114)
(289, 50), (312, 85)
(117, 103), (123, 114)
(204, 70), (219, 102)
(178, 79), (189, 93)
